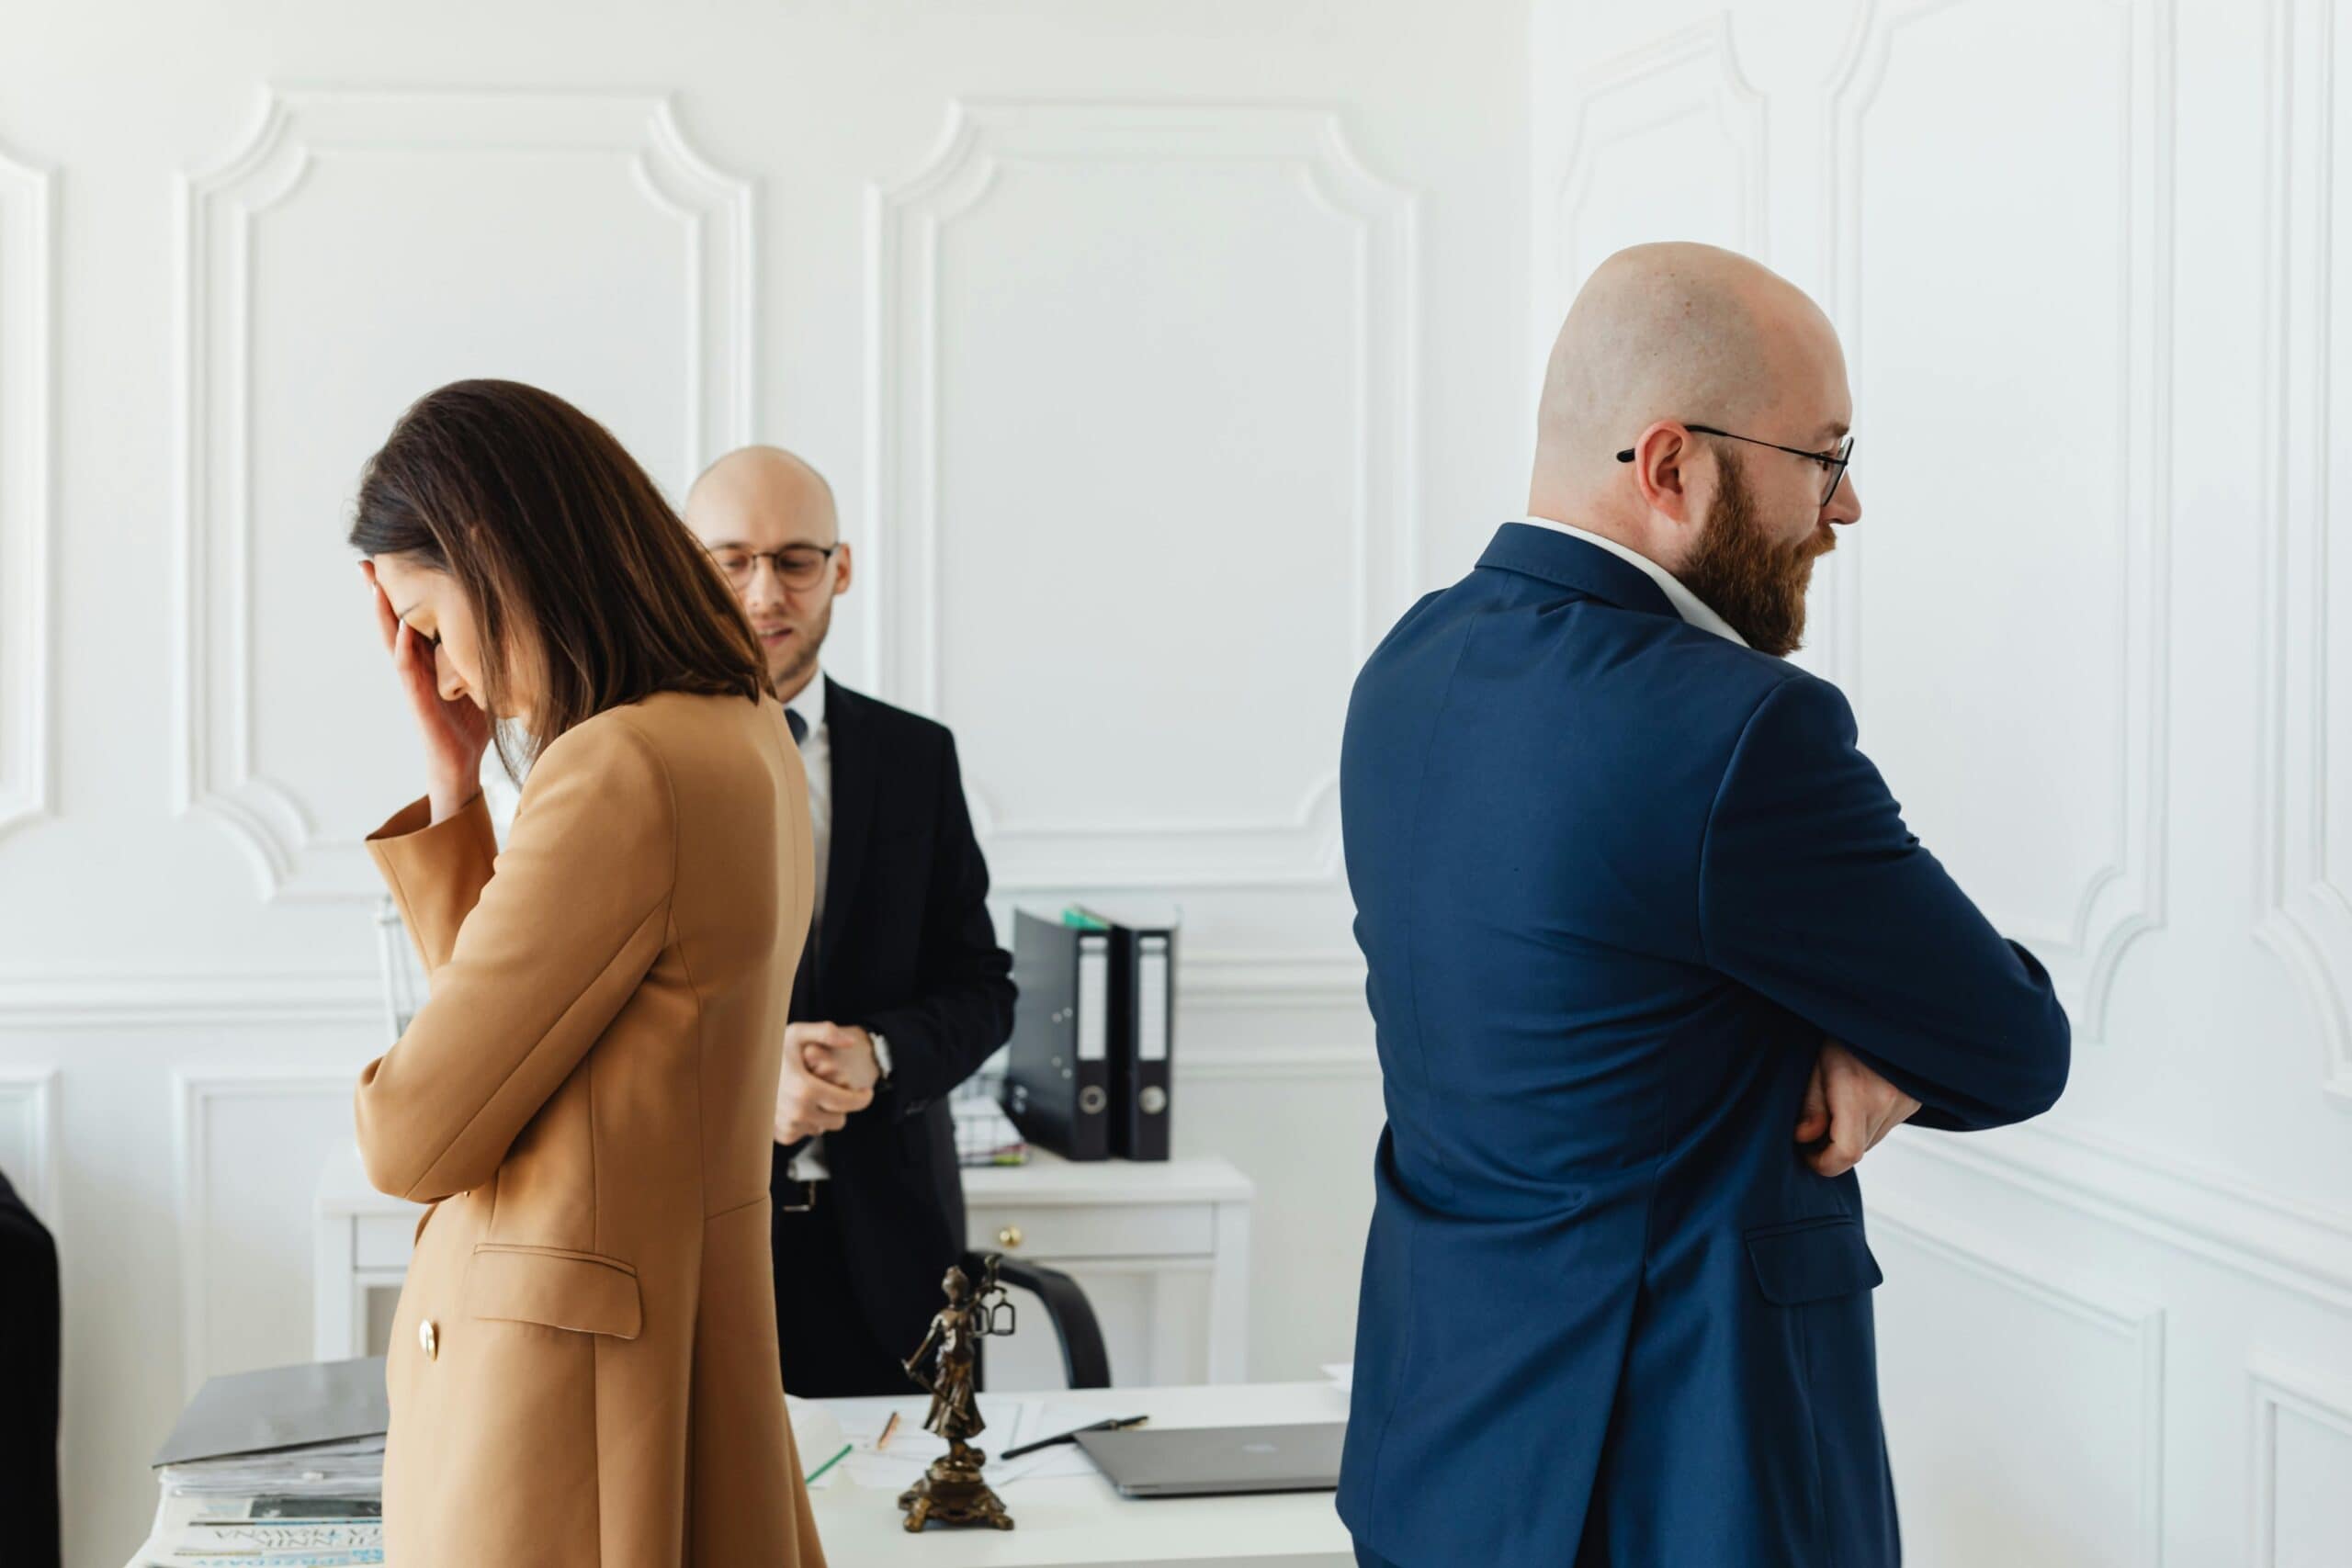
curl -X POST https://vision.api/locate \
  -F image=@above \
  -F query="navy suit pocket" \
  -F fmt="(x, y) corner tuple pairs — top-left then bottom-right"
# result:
(1746, 1216), (1883, 1305)
(1746, 1216), (1899, 1565)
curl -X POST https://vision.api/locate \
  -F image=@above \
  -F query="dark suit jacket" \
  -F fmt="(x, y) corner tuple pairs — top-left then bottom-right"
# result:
(772, 677), (1017, 1359)
(0, 1168), (60, 1568)
(1336, 524), (2070, 1566)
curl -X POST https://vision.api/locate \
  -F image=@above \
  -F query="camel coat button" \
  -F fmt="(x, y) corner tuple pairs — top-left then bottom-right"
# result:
(420, 1319), (439, 1360)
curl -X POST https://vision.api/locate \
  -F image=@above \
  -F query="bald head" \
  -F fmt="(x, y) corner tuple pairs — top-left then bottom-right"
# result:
(1529, 243), (1849, 529)
(685, 445), (849, 698)
(685, 445), (839, 547)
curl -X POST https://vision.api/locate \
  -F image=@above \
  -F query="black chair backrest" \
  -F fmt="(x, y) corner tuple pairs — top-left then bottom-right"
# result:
(965, 1251), (1112, 1391)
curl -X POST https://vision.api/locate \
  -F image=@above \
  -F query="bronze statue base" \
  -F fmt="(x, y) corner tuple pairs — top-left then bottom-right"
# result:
(898, 1450), (1015, 1533)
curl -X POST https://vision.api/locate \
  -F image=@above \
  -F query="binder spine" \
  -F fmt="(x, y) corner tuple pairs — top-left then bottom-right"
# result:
(1003, 910), (1110, 1162)
(1130, 932), (1172, 1160)
(1071, 932), (1112, 1159)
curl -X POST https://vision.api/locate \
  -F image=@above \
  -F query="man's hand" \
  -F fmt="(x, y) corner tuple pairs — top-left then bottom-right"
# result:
(1795, 1040), (1921, 1178)
(774, 1025), (875, 1145)
(793, 1021), (882, 1094)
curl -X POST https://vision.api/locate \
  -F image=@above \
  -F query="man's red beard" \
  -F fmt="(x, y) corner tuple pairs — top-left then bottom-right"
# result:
(1678, 453), (1835, 657)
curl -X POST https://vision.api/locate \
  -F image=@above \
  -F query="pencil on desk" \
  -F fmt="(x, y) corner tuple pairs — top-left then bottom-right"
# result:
(804, 1443), (853, 1486)
(876, 1411), (902, 1452)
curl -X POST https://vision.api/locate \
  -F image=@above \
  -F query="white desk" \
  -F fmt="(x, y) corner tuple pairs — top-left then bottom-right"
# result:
(314, 1144), (1255, 1386)
(123, 1381), (1352, 1568)
(807, 1380), (1352, 1567)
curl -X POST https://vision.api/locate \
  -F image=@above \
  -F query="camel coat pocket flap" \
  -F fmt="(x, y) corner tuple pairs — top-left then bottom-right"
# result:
(466, 1243), (643, 1339)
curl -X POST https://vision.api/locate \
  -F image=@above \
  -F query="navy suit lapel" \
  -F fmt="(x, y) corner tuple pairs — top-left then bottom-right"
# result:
(818, 675), (874, 984)
(1476, 521), (1682, 622)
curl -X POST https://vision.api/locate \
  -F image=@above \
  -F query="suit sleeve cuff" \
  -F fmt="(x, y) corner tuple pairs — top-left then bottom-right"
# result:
(367, 793), (499, 971)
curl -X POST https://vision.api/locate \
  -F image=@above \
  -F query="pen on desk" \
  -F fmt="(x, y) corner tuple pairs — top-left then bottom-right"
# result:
(876, 1411), (902, 1452)
(803, 1442), (853, 1486)
(1001, 1414), (1149, 1460)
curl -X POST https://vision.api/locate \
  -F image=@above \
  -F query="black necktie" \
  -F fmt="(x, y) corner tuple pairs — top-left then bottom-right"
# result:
(786, 707), (808, 746)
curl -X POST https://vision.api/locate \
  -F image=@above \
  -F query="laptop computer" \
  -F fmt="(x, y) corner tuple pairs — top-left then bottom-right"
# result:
(1074, 1422), (1346, 1498)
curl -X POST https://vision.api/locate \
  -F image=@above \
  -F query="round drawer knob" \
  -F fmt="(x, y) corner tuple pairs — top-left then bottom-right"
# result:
(419, 1319), (439, 1361)
(997, 1225), (1023, 1250)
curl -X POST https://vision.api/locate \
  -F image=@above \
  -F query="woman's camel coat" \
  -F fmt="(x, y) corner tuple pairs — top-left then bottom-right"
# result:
(359, 689), (825, 1567)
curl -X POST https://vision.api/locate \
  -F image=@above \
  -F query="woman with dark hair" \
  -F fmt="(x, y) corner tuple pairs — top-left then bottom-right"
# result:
(350, 379), (828, 1565)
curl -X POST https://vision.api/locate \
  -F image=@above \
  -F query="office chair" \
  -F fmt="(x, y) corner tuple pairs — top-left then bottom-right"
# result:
(966, 1251), (1111, 1391)
(0, 1168), (61, 1568)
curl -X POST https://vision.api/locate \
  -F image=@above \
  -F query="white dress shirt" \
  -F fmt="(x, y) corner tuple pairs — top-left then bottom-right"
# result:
(786, 672), (832, 926)
(1510, 515), (1749, 648)
(782, 673), (834, 1183)
(780, 671), (890, 1184)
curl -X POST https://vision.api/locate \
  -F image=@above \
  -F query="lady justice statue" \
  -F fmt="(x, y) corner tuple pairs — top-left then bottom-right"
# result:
(899, 1256), (1016, 1531)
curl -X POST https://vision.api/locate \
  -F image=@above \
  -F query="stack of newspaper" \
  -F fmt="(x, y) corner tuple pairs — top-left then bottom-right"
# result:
(130, 1360), (387, 1568)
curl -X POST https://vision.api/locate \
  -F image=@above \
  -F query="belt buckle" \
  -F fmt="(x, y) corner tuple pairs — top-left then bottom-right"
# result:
(776, 1179), (818, 1214)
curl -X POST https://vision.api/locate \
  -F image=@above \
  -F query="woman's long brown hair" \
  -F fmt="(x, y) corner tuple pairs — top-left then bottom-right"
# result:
(348, 379), (766, 773)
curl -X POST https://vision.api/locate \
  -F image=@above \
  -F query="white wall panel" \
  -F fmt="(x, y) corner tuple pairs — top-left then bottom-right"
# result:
(171, 1071), (356, 1398)
(1541, 17), (1763, 331)
(1873, 1205), (2164, 1568)
(2258, 0), (2352, 1100)
(1534, 1), (2348, 1562)
(0, 138), (51, 839)
(175, 89), (755, 900)
(1826, 0), (2170, 1032)
(2251, 1360), (2352, 1568)
(870, 102), (1417, 889)
(0, 1066), (60, 1228)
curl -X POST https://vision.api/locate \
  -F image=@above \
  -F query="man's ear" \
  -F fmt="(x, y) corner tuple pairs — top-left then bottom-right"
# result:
(833, 541), (854, 596)
(1629, 423), (1699, 525)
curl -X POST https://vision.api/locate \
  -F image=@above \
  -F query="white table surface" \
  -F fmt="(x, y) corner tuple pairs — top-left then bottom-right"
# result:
(316, 1141), (1255, 1215)
(804, 1380), (1353, 1567)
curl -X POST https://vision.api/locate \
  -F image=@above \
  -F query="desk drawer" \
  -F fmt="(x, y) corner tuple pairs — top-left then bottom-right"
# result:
(354, 1213), (418, 1270)
(967, 1201), (1213, 1261)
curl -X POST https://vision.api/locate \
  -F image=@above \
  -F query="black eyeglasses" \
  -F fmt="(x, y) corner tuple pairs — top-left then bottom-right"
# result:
(1616, 423), (1854, 507)
(707, 543), (839, 591)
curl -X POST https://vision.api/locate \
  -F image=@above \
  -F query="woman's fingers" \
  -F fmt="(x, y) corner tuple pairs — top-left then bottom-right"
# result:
(364, 564), (401, 653)
(390, 618), (434, 702)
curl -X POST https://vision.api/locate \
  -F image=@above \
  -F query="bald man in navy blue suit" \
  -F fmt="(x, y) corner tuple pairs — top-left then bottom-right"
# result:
(1338, 244), (2068, 1567)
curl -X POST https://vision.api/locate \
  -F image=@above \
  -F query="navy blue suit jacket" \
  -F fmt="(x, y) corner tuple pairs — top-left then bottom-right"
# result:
(1336, 524), (2069, 1566)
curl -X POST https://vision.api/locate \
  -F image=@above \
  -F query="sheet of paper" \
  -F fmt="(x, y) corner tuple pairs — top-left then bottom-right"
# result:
(819, 1397), (1116, 1493)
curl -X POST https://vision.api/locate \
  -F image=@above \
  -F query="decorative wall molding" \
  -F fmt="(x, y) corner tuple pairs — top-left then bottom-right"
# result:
(1822, 0), (2174, 1035)
(2249, 1357), (2352, 1565)
(0, 139), (54, 840)
(1887, 1119), (2352, 1317)
(0, 952), (1367, 1030)
(963, 776), (1347, 892)
(1180, 1042), (1377, 1082)
(1544, 15), (1766, 310)
(1181, 950), (1365, 1014)
(866, 100), (1419, 890)
(0, 1067), (59, 1232)
(2256, 0), (2352, 1103)
(0, 973), (388, 1032)
(1871, 1201), (2167, 1566)
(174, 88), (757, 901)
(173, 1069), (356, 1397)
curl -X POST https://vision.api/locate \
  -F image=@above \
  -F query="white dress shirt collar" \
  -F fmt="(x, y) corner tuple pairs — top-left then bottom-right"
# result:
(1509, 515), (1749, 648)
(781, 668), (828, 734)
